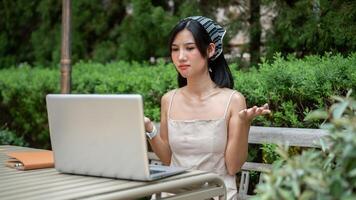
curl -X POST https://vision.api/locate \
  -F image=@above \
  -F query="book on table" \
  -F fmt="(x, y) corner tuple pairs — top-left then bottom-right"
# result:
(5, 151), (54, 170)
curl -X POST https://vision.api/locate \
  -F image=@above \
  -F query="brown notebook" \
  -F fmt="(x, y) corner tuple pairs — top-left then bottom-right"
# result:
(6, 151), (54, 170)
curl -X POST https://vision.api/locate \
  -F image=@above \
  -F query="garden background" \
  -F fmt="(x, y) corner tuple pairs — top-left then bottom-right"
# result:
(1, 0), (355, 198)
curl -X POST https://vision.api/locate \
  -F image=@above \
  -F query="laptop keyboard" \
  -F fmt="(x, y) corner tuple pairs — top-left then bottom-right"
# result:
(150, 169), (165, 174)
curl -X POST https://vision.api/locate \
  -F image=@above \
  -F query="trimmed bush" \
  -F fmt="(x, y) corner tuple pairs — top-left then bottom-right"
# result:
(235, 53), (356, 127)
(0, 65), (59, 148)
(0, 60), (176, 148)
(0, 54), (355, 149)
(0, 129), (28, 146)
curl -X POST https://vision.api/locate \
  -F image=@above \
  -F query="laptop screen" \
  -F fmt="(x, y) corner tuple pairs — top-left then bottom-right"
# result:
(46, 94), (151, 180)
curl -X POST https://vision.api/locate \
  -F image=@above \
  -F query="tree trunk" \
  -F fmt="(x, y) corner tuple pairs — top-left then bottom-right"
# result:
(61, 0), (72, 94)
(249, 0), (261, 67)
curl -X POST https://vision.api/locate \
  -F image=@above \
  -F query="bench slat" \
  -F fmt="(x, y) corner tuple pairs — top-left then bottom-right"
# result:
(241, 162), (272, 173)
(154, 123), (328, 148)
(248, 126), (328, 147)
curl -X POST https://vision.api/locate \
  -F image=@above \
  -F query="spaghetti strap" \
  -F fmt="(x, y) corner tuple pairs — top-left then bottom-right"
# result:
(223, 90), (236, 119)
(167, 89), (178, 119)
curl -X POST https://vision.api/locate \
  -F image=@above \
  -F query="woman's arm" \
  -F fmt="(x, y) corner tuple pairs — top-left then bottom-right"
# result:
(225, 92), (270, 175)
(145, 92), (172, 165)
(225, 93), (249, 175)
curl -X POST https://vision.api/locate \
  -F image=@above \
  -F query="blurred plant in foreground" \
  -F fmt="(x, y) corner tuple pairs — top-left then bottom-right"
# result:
(253, 90), (356, 200)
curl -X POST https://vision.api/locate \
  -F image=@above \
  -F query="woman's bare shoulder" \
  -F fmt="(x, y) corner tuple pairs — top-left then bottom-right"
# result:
(227, 89), (247, 111)
(232, 90), (246, 101)
(220, 88), (245, 100)
(161, 89), (178, 106)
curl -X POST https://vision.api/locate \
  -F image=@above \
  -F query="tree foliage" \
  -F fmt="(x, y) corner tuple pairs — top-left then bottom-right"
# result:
(117, 0), (177, 61)
(263, 0), (356, 59)
(0, 0), (127, 67)
(0, 0), (355, 68)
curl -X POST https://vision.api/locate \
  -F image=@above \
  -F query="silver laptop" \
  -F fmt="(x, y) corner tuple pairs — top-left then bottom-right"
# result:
(46, 94), (186, 181)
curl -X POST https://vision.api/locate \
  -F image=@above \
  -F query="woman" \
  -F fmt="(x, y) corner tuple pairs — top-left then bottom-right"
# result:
(144, 16), (270, 200)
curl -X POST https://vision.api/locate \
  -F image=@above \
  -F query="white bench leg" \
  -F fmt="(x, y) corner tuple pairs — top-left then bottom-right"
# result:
(239, 171), (250, 195)
(258, 173), (264, 185)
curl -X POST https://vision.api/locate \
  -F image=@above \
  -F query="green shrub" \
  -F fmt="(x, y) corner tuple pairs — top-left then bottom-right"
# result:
(236, 53), (356, 128)
(237, 53), (355, 170)
(0, 128), (28, 146)
(71, 60), (177, 120)
(253, 91), (356, 199)
(261, 144), (280, 164)
(0, 54), (355, 149)
(0, 61), (177, 148)
(0, 64), (59, 148)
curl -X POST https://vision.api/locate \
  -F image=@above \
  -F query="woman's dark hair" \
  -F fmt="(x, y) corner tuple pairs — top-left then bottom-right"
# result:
(168, 18), (234, 89)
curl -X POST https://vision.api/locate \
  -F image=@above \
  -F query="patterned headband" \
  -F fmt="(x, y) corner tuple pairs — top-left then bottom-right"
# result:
(186, 16), (226, 60)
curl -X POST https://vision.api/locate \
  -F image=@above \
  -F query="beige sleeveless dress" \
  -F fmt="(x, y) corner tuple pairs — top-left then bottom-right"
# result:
(168, 89), (237, 200)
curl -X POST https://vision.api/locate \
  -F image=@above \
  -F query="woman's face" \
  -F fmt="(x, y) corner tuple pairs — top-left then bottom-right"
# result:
(171, 29), (208, 78)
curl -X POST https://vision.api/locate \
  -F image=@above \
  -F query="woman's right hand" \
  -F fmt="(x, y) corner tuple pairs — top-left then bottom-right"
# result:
(144, 116), (154, 132)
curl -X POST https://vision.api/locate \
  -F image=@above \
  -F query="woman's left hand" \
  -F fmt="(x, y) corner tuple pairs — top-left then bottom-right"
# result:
(238, 103), (271, 122)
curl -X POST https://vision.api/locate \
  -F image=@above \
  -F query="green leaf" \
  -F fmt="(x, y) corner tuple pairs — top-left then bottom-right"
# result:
(319, 138), (327, 152)
(348, 168), (356, 177)
(291, 180), (300, 197)
(332, 101), (349, 119)
(330, 178), (343, 197)
(304, 110), (328, 121)
(277, 188), (294, 200)
(331, 95), (345, 103)
(346, 89), (353, 98)
(341, 194), (356, 200)
(299, 190), (315, 200)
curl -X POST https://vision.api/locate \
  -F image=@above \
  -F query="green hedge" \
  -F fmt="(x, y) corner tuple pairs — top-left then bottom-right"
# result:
(0, 66), (58, 148)
(0, 54), (355, 148)
(238, 53), (356, 127)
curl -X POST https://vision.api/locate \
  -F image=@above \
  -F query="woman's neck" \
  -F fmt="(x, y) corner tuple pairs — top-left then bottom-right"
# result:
(184, 73), (217, 100)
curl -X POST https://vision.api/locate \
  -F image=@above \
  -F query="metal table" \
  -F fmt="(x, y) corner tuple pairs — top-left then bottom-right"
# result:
(0, 145), (226, 200)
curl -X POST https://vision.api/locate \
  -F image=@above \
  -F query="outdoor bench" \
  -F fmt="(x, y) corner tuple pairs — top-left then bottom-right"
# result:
(148, 124), (329, 200)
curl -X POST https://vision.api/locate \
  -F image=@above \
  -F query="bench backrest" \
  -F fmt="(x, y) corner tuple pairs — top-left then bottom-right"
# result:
(248, 126), (328, 148)
(154, 123), (329, 148)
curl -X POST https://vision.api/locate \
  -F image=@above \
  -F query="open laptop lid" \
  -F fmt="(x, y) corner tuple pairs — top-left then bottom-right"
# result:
(46, 94), (151, 180)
